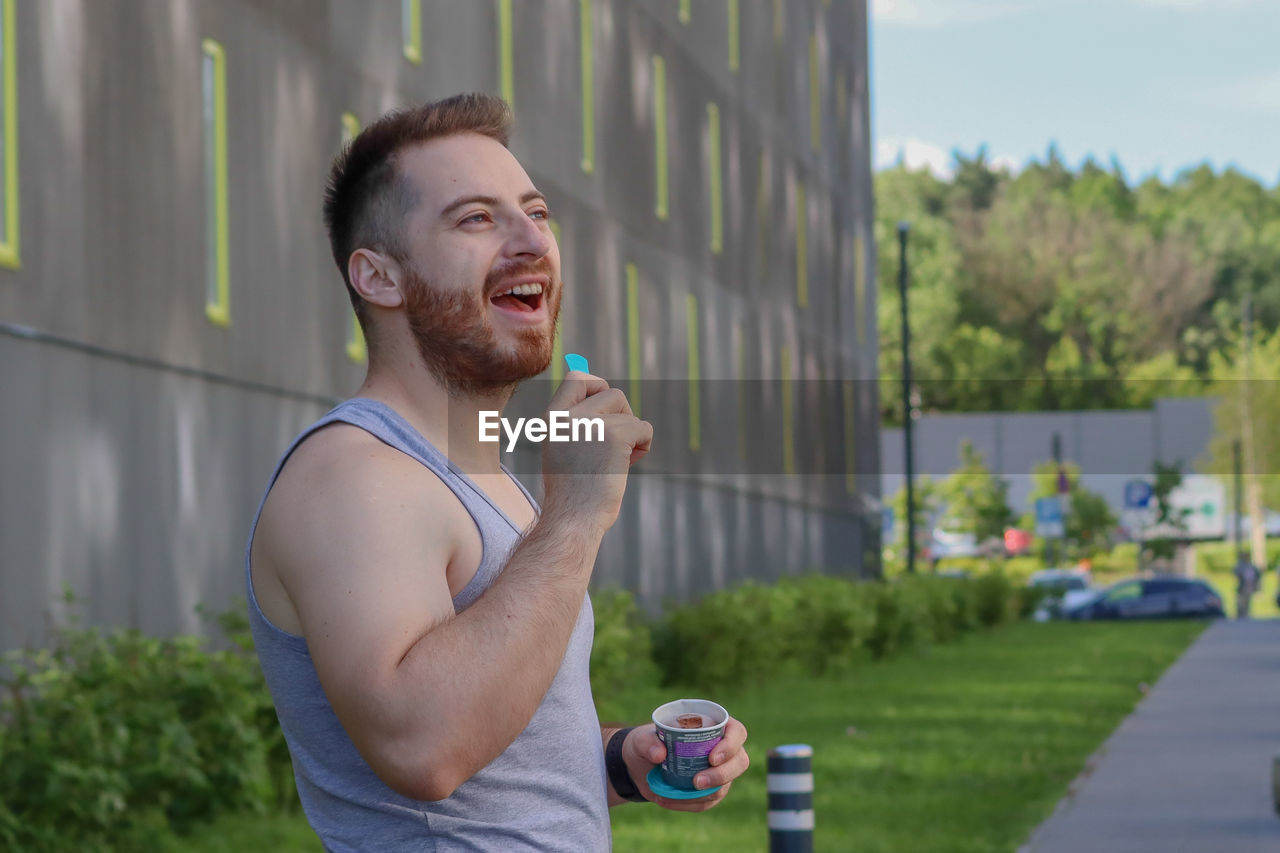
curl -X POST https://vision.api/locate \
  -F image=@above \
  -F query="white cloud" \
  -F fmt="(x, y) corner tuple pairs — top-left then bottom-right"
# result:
(875, 138), (954, 178)
(871, 0), (1028, 28)
(875, 138), (1025, 178)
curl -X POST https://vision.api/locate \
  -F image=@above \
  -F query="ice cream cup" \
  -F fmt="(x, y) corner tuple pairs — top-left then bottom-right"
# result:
(651, 698), (729, 790)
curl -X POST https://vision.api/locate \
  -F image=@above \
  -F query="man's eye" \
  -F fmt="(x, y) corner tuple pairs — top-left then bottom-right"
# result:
(461, 212), (490, 224)
(529, 208), (549, 220)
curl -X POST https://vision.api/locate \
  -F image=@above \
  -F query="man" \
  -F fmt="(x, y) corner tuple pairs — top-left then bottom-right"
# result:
(1234, 555), (1260, 619)
(244, 93), (749, 850)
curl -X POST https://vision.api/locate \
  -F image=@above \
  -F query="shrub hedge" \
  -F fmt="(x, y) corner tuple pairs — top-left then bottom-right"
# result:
(3, 572), (1027, 848)
(0, 606), (294, 852)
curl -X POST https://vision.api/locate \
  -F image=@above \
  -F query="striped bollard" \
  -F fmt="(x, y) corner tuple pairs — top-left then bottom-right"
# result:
(767, 744), (814, 852)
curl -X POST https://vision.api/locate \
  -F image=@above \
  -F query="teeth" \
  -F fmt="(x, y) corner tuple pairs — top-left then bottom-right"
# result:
(497, 282), (544, 298)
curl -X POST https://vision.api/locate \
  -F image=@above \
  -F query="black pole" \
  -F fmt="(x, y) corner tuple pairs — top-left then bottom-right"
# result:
(1234, 438), (1244, 562)
(1051, 432), (1063, 567)
(767, 745), (814, 852)
(898, 222), (915, 574)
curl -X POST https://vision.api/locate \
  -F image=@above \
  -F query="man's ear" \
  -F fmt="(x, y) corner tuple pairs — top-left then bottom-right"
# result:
(349, 249), (405, 308)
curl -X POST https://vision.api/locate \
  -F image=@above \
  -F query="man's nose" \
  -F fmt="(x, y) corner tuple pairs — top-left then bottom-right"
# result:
(505, 214), (552, 259)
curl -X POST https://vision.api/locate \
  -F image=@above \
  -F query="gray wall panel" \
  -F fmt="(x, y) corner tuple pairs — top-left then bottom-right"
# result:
(3, 0), (877, 649)
(881, 398), (1221, 526)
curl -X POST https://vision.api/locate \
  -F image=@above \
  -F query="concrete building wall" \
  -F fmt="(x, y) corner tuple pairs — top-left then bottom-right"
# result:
(2, 0), (879, 649)
(880, 397), (1219, 525)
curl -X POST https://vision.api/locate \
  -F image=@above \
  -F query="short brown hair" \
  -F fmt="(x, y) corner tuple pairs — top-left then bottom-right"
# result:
(322, 93), (513, 324)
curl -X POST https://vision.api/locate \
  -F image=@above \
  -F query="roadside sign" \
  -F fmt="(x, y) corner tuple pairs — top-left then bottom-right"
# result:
(1124, 480), (1153, 509)
(1035, 497), (1065, 538)
(1168, 475), (1224, 539)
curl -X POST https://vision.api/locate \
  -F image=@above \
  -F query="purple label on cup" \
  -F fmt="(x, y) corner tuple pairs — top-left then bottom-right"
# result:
(675, 737), (721, 758)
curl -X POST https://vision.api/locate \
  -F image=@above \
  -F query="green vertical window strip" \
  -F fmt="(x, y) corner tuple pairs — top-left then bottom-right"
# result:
(686, 294), (701, 452)
(499, 0), (514, 108)
(727, 0), (740, 72)
(707, 103), (723, 254)
(202, 38), (230, 327)
(579, 0), (594, 174)
(652, 56), (668, 221)
(796, 178), (808, 309)
(781, 346), (795, 476)
(342, 112), (367, 364)
(402, 0), (422, 65)
(735, 323), (747, 464)
(550, 219), (564, 383)
(843, 378), (856, 493)
(854, 235), (865, 346)
(0, 0), (19, 270)
(809, 35), (820, 152)
(773, 0), (785, 45)
(679, 0), (691, 24)
(626, 263), (642, 417)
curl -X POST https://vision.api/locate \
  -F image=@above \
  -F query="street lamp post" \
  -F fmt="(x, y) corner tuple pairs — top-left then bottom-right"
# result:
(898, 222), (916, 574)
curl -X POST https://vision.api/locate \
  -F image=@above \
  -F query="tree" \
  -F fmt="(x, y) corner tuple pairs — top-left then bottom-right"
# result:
(1201, 327), (1280, 517)
(937, 440), (1015, 542)
(1144, 461), (1190, 563)
(886, 476), (942, 563)
(872, 154), (1273, 419)
(1027, 461), (1118, 559)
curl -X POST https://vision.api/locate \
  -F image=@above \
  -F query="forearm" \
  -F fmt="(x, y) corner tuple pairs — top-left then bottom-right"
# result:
(382, 508), (604, 795)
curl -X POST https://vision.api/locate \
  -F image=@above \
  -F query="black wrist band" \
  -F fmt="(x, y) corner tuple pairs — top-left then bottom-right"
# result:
(605, 727), (648, 803)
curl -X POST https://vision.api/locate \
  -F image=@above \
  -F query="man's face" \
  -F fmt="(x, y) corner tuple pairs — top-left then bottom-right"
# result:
(394, 133), (562, 396)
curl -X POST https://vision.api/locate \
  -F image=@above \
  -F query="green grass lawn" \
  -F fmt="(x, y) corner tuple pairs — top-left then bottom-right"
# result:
(160, 620), (1206, 853)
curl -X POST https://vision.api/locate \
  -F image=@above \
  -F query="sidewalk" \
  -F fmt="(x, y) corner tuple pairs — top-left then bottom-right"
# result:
(1022, 618), (1280, 853)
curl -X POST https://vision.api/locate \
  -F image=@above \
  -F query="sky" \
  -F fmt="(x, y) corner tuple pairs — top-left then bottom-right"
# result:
(870, 0), (1280, 187)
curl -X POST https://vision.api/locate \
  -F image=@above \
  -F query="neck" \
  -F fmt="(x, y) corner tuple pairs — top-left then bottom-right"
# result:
(356, 346), (517, 477)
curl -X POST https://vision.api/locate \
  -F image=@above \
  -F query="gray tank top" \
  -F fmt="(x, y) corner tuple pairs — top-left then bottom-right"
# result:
(245, 398), (610, 852)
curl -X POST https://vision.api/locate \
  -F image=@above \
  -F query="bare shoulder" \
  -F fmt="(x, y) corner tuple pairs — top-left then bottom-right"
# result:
(252, 423), (472, 652)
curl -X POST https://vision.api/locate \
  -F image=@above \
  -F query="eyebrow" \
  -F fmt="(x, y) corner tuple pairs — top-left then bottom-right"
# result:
(439, 190), (547, 220)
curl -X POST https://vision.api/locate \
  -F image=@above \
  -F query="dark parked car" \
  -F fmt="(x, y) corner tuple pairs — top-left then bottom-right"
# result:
(1065, 577), (1225, 621)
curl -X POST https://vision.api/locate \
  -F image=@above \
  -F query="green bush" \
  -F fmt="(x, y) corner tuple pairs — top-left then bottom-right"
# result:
(649, 571), (1027, 689)
(786, 575), (878, 674)
(590, 588), (659, 698)
(972, 570), (1015, 627)
(0, 604), (291, 852)
(652, 580), (805, 690)
(865, 577), (932, 658)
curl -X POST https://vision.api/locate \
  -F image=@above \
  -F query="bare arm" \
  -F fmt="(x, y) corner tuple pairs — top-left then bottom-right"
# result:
(271, 374), (650, 801)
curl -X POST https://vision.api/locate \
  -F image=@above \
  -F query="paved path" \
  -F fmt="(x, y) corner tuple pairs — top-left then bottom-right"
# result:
(1022, 619), (1280, 853)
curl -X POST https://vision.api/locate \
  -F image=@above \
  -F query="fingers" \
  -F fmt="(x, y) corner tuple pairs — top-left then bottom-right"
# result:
(714, 717), (748, 762)
(627, 725), (666, 765)
(548, 370), (610, 411)
(569, 385), (634, 418)
(693, 741), (749, 791)
(628, 420), (654, 465)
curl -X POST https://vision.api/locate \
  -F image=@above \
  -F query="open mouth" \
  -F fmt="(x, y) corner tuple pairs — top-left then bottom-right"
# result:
(490, 281), (546, 315)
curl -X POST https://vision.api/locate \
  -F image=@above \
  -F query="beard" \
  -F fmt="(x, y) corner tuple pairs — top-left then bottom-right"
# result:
(402, 257), (561, 399)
